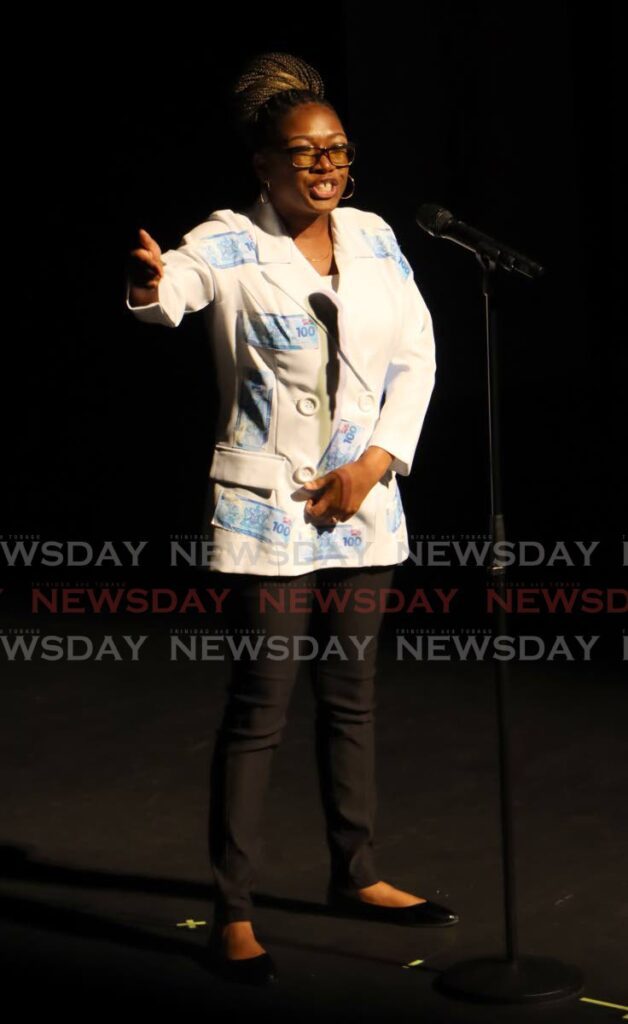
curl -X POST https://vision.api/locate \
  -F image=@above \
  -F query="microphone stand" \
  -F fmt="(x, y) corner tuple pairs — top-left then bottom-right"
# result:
(433, 252), (584, 1003)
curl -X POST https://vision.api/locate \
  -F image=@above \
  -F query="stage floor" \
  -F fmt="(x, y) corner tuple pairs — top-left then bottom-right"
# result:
(2, 625), (626, 1021)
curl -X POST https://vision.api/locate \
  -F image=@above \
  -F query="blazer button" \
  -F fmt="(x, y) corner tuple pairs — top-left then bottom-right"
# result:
(358, 391), (376, 412)
(293, 464), (317, 484)
(296, 395), (320, 416)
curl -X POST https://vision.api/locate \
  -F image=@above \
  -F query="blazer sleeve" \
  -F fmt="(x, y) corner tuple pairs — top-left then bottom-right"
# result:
(367, 267), (436, 477)
(125, 225), (217, 328)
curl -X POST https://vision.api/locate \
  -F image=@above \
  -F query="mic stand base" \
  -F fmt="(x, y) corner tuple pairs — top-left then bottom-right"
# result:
(434, 954), (584, 1004)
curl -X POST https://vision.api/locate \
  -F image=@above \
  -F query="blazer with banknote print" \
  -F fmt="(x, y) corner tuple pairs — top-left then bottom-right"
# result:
(126, 194), (436, 576)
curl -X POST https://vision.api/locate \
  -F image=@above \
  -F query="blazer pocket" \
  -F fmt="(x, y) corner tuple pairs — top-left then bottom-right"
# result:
(209, 443), (288, 491)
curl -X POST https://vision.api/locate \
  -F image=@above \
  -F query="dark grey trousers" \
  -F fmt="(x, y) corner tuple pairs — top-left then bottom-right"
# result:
(207, 564), (395, 924)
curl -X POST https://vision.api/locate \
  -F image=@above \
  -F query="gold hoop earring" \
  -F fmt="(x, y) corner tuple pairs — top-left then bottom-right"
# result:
(260, 179), (271, 204)
(340, 174), (355, 201)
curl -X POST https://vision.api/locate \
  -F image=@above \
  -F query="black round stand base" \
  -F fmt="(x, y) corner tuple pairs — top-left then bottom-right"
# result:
(433, 955), (584, 1004)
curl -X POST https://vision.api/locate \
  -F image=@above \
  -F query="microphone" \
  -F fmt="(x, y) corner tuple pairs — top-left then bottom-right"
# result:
(416, 203), (544, 279)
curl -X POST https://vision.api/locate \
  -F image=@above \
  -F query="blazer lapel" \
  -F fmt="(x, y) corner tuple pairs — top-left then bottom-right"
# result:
(244, 195), (375, 389)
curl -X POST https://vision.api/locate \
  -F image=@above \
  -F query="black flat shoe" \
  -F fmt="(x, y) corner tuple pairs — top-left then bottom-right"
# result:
(326, 884), (459, 927)
(207, 925), (278, 985)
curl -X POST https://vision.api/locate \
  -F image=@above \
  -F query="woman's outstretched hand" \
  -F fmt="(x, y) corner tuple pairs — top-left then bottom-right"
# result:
(303, 447), (394, 526)
(127, 229), (165, 304)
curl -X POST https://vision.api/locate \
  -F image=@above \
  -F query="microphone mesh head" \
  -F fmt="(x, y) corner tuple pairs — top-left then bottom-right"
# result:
(416, 204), (454, 236)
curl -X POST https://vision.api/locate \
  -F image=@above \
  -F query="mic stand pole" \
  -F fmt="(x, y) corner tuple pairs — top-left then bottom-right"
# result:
(434, 252), (584, 1003)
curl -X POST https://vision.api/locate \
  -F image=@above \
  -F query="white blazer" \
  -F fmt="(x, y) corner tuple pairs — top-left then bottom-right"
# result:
(127, 195), (436, 576)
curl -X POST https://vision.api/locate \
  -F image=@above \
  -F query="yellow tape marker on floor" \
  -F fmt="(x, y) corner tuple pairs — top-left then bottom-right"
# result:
(579, 996), (628, 1012)
(402, 959), (425, 969)
(176, 919), (207, 929)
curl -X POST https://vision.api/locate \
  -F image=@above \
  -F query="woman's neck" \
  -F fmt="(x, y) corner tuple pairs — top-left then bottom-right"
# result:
(274, 205), (332, 244)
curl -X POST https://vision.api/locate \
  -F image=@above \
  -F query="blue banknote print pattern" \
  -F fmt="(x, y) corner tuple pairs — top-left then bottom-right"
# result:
(361, 228), (411, 280)
(386, 479), (404, 532)
(298, 524), (365, 564)
(234, 368), (275, 449)
(317, 420), (365, 473)
(213, 491), (293, 546)
(237, 311), (320, 350)
(198, 231), (257, 269)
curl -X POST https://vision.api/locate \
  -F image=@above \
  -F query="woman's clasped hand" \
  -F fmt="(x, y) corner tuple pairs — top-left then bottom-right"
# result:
(303, 459), (379, 525)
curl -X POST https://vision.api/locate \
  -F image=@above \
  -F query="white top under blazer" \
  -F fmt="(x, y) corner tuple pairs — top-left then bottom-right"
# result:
(126, 194), (436, 576)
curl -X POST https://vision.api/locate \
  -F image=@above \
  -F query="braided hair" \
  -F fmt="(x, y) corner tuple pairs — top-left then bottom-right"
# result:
(231, 52), (337, 154)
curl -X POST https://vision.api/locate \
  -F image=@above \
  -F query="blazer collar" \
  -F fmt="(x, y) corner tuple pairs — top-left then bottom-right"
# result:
(244, 193), (374, 265)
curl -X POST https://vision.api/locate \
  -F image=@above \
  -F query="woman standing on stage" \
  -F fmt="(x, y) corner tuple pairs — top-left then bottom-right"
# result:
(127, 51), (458, 985)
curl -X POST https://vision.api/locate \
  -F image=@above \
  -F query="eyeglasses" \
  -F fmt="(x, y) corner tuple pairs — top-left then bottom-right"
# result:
(277, 142), (356, 169)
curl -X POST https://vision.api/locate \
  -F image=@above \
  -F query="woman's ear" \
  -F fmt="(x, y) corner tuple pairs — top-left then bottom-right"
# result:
(252, 151), (267, 184)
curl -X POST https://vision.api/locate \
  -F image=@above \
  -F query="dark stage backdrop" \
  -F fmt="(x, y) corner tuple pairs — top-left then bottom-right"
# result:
(2, 3), (622, 582)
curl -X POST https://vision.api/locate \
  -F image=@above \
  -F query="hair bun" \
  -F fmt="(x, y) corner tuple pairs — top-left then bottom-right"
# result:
(233, 52), (325, 125)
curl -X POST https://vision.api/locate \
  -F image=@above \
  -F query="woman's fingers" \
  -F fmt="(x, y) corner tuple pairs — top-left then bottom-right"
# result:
(304, 466), (363, 524)
(133, 248), (164, 276)
(128, 229), (165, 286)
(128, 257), (163, 286)
(138, 228), (162, 260)
(305, 477), (343, 522)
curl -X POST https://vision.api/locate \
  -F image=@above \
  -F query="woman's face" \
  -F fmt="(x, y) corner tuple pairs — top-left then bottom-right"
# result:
(253, 102), (351, 225)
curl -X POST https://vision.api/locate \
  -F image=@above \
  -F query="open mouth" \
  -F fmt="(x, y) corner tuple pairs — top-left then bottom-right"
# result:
(308, 179), (339, 200)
